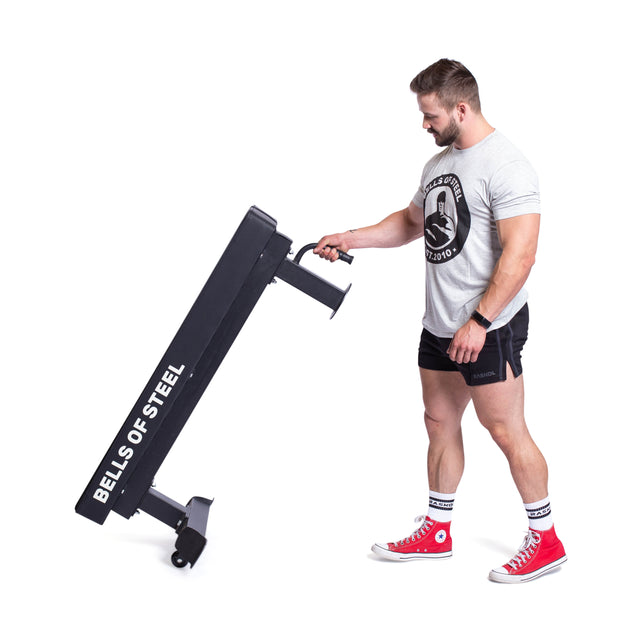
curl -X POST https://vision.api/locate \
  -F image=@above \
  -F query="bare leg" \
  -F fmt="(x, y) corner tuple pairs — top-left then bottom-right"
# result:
(470, 366), (548, 503)
(420, 368), (471, 494)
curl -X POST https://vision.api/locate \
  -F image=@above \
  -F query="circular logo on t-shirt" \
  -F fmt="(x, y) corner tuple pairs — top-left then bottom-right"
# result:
(423, 173), (470, 264)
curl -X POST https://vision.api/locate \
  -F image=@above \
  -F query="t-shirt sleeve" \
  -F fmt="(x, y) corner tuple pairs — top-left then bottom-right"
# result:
(490, 160), (540, 220)
(412, 187), (424, 209)
(411, 163), (429, 209)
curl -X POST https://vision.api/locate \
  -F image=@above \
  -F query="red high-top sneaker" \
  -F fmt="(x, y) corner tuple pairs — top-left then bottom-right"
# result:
(371, 516), (452, 560)
(489, 525), (567, 583)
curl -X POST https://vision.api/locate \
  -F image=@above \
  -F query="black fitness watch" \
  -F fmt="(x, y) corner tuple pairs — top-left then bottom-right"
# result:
(471, 310), (492, 330)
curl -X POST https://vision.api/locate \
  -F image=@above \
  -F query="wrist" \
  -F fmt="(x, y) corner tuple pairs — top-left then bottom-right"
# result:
(470, 309), (492, 330)
(341, 229), (358, 251)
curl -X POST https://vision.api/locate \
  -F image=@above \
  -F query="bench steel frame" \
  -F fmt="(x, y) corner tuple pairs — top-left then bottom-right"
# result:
(76, 206), (350, 567)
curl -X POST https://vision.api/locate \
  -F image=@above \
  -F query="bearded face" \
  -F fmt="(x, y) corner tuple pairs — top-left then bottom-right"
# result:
(428, 115), (461, 147)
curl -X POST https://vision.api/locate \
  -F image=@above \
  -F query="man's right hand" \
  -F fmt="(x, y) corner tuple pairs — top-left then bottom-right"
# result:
(313, 232), (352, 262)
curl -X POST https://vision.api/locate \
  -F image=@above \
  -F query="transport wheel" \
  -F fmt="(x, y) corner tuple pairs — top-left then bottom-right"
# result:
(171, 551), (188, 568)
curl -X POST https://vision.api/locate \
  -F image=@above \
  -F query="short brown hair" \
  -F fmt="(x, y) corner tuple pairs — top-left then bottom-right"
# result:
(410, 59), (481, 112)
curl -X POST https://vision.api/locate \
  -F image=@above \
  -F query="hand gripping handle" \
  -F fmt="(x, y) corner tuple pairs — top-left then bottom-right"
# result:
(293, 243), (354, 265)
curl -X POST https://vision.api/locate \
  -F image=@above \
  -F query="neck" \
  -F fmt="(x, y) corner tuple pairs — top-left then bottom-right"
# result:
(453, 115), (495, 150)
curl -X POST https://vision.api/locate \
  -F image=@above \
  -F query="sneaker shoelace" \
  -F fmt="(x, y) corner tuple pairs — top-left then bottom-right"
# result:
(507, 529), (541, 569)
(392, 515), (434, 547)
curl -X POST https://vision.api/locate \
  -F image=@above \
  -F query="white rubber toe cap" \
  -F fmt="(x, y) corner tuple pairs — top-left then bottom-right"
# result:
(490, 565), (508, 575)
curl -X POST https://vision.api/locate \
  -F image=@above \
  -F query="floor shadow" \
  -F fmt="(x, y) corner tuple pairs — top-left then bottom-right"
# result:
(473, 536), (515, 556)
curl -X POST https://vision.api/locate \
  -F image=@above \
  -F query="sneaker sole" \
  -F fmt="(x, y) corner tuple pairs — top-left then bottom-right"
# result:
(488, 555), (567, 583)
(371, 543), (452, 561)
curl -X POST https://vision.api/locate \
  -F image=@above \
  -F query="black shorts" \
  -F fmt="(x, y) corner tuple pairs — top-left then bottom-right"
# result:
(418, 304), (529, 386)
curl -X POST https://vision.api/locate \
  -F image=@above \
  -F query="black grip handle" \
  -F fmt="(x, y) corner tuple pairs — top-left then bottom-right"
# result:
(330, 246), (354, 264)
(293, 243), (354, 265)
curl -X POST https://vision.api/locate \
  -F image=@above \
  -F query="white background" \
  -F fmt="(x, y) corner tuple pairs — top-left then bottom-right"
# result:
(2, 1), (638, 637)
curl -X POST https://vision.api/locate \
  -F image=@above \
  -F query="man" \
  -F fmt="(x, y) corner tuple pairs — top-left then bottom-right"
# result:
(314, 59), (566, 583)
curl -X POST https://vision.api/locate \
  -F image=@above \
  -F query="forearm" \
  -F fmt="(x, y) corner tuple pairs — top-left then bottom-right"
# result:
(448, 213), (539, 364)
(477, 248), (535, 322)
(316, 205), (423, 258)
(448, 252), (534, 364)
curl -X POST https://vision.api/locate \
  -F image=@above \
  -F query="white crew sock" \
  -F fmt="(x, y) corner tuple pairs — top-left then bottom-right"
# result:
(427, 490), (455, 523)
(524, 497), (553, 531)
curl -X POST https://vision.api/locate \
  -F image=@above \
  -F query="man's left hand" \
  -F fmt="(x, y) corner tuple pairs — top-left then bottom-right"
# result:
(447, 320), (487, 364)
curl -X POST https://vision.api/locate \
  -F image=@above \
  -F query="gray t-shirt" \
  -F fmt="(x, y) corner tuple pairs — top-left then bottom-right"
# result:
(412, 130), (540, 337)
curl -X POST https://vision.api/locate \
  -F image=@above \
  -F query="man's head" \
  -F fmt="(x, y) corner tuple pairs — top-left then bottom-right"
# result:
(410, 59), (481, 112)
(410, 59), (482, 147)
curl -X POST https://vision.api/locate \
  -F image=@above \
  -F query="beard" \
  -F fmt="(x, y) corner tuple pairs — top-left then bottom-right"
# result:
(429, 117), (460, 147)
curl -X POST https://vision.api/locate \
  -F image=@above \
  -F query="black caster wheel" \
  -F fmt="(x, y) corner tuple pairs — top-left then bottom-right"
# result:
(171, 551), (188, 568)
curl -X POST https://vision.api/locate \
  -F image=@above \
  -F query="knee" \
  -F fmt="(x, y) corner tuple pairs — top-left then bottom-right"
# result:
(423, 409), (462, 440)
(484, 422), (512, 450)
(423, 410), (441, 436)
(480, 418), (524, 453)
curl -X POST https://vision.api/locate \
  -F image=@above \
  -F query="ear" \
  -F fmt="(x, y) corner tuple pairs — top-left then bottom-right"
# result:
(456, 102), (468, 121)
